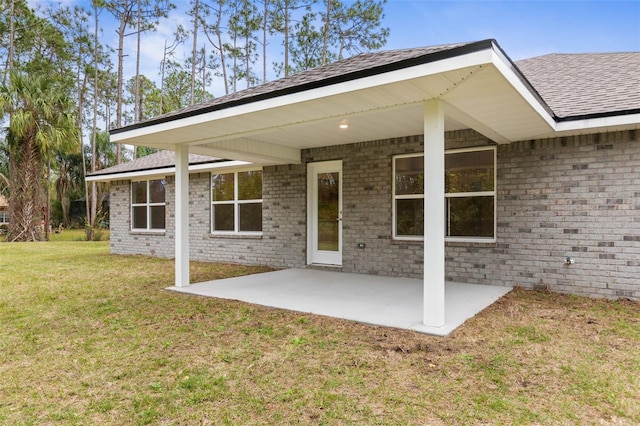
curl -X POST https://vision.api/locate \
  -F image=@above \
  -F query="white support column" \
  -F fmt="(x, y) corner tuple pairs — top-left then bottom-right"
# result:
(423, 99), (446, 327)
(175, 144), (190, 287)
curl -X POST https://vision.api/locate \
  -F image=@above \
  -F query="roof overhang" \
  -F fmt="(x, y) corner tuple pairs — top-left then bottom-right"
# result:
(85, 160), (253, 182)
(109, 40), (635, 166)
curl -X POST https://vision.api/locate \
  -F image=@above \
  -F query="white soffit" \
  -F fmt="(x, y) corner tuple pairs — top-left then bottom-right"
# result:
(110, 43), (563, 160)
(110, 50), (497, 145)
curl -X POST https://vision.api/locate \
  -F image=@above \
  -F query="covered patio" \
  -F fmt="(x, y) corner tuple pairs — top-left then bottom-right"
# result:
(111, 40), (555, 330)
(167, 269), (512, 336)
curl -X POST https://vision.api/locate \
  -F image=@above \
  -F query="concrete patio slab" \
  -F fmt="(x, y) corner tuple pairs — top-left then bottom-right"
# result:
(166, 269), (512, 336)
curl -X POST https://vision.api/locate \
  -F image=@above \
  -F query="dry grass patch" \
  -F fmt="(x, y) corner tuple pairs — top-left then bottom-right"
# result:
(1, 240), (639, 425)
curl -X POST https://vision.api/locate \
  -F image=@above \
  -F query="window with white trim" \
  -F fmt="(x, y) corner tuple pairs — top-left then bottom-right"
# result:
(393, 154), (425, 239)
(131, 179), (166, 231)
(211, 170), (262, 234)
(392, 146), (496, 241)
(445, 147), (496, 240)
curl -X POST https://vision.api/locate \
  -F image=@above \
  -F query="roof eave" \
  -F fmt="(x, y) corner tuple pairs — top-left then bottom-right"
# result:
(110, 40), (501, 136)
(85, 160), (254, 182)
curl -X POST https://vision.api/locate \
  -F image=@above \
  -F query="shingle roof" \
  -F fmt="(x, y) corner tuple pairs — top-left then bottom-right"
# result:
(112, 41), (482, 134)
(516, 53), (640, 119)
(88, 150), (221, 177)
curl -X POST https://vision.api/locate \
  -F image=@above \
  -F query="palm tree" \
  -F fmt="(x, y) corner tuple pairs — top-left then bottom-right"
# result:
(0, 73), (78, 242)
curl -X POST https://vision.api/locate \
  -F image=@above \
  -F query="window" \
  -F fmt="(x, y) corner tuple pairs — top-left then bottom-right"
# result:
(131, 179), (166, 231)
(393, 155), (425, 239)
(0, 211), (8, 224)
(211, 170), (262, 234)
(393, 147), (496, 241)
(445, 147), (495, 240)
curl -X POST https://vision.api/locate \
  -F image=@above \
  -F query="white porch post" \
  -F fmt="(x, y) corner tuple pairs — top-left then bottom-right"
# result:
(175, 144), (190, 287)
(423, 99), (446, 327)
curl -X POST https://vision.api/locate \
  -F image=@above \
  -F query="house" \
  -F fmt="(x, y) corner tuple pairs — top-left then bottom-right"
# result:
(0, 194), (8, 227)
(87, 40), (640, 328)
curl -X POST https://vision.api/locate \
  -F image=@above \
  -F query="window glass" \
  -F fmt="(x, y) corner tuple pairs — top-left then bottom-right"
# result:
(395, 156), (423, 195)
(238, 171), (262, 200)
(149, 206), (166, 230)
(213, 204), (234, 231)
(131, 180), (166, 231)
(239, 203), (262, 232)
(132, 181), (147, 204)
(447, 196), (494, 237)
(132, 206), (147, 229)
(212, 170), (263, 234)
(212, 173), (234, 201)
(445, 150), (494, 193)
(396, 199), (424, 236)
(393, 148), (495, 240)
(149, 179), (166, 203)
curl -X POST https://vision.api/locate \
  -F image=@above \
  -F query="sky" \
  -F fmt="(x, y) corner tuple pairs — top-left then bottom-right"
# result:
(380, 0), (640, 60)
(28, 0), (640, 96)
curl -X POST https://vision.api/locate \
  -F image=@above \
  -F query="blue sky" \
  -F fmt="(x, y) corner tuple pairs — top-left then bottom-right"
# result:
(381, 0), (640, 60)
(33, 0), (640, 59)
(28, 0), (640, 94)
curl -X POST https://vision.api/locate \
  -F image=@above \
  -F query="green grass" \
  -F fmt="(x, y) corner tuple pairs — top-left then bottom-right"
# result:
(1, 241), (639, 424)
(49, 228), (110, 242)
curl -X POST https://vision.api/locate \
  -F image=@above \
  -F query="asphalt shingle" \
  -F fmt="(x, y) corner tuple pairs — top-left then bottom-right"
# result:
(115, 42), (476, 129)
(88, 150), (221, 177)
(99, 43), (639, 180)
(516, 52), (640, 119)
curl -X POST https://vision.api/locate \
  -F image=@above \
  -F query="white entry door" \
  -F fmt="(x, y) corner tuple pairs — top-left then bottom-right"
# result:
(307, 160), (342, 266)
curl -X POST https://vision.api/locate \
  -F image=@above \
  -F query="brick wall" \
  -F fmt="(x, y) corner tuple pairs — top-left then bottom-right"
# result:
(447, 130), (640, 300)
(109, 128), (640, 300)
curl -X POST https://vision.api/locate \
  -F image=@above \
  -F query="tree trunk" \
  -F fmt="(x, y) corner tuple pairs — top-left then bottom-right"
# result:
(190, 0), (199, 105)
(115, 8), (128, 164)
(283, 2), (289, 77)
(322, 0), (330, 66)
(45, 160), (51, 241)
(215, 2), (228, 95)
(262, 0), (267, 83)
(87, 2), (100, 240)
(8, 134), (44, 242)
(134, 0), (142, 130)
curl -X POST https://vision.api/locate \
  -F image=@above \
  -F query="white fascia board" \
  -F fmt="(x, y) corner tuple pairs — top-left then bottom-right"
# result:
(111, 50), (496, 144)
(85, 160), (253, 182)
(488, 47), (556, 130)
(555, 113), (640, 133)
(85, 167), (175, 182)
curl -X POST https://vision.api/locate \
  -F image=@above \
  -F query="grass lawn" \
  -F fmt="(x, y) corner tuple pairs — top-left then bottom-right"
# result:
(1, 240), (639, 425)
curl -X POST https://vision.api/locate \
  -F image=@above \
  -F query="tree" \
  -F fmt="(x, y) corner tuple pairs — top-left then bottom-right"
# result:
(159, 25), (187, 113)
(320, 0), (388, 63)
(0, 137), (8, 196)
(126, 74), (161, 121)
(0, 73), (78, 241)
(188, 0), (200, 105)
(289, 11), (327, 73)
(201, 0), (229, 94)
(161, 61), (212, 113)
(54, 148), (84, 228)
(225, 0), (261, 92)
(105, 0), (174, 163)
(270, 0), (306, 78)
(332, 0), (388, 59)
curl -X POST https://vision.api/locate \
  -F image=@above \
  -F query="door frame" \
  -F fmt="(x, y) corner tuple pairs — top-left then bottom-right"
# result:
(307, 160), (343, 266)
